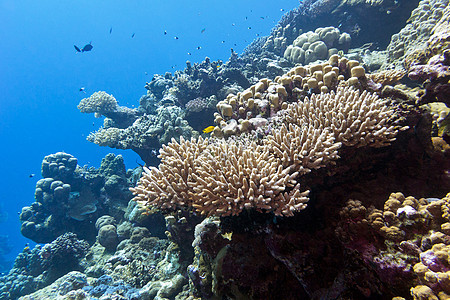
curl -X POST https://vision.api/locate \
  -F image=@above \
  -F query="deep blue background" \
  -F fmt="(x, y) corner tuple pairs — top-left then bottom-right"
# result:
(0, 0), (299, 265)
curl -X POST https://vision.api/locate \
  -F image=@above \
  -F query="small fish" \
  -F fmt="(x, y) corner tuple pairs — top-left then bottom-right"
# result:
(203, 126), (215, 134)
(260, 16), (264, 19)
(29, 174), (35, 178)
(221, 40), (225, 43)
(256, 33), (259, 36)
(164, 30), (167, 35)
(81, 43), (93, 52)
(109, 27), (112, 34)
(131, 33), (135, 38)
(248, 27), (252, 30)
(187, 52), (192, 55)
(201, 28), (206, 33)
(232, 23), (235, 26)
(245, 16), (248, 20)
(79, 87), (86, 93)
(174, 36), (179, 40)
(145, 72), (148, 75)
(74, 45), (81, 52)
(197, 46), (201, 50)
(280, 8), (285, 11)
(92, 122), (95, 126)
(221, 232), (233, 241)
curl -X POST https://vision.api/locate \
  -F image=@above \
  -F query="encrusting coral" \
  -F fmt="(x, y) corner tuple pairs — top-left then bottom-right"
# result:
(131, 83), (403, 217)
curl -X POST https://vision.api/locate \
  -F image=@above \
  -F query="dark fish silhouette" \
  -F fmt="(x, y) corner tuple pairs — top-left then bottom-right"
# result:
(82, 43), (93, 52)
(197, 46), (201, 50)
(109, 27), (112, 34)
(201, 28), (206, 33)
(131, 33), (135, 38)
(29, 174), (35, 178)
(174, 36), (179, 40)
(74, 43), (93, 53)
(79, 87), (86, 93)
(164, 30), (167, 35)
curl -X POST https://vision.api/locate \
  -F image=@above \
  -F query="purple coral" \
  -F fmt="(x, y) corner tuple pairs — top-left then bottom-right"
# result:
(40, 232), (89, 271)
(408, 54), (450, 81)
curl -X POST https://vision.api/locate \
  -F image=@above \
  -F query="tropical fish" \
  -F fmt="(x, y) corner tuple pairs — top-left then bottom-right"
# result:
(203, 126), (215, 134)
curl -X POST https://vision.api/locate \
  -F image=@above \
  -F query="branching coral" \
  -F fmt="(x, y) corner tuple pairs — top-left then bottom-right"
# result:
(131, 84), (402, 218)
(131, 137), (309, 217)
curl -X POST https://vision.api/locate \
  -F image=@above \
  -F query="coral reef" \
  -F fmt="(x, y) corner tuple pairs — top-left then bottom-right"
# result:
(409, 50), (450, 108)
(0, 233), (89, 299)
(10, 2), (450, 300)
(19, 152), (133, 244)
(283, 26), (351, 65)
(131, 83), (403, 218)
(383, 0), (449, 69)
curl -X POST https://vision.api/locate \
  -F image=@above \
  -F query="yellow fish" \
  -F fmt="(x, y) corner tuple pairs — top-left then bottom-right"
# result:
(221, 232), (233, 241)
(203, 126), (215, 134)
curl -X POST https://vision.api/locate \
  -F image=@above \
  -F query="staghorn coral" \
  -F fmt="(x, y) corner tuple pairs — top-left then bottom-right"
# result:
(212, 55), (382, 138)
(131, 137), (309, 217)
(281, 86), (400, 148)
(131, 84), (401, 218)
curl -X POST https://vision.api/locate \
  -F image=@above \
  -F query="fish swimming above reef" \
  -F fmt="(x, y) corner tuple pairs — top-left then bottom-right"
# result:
(202, 126), (215, 134)
(74, 43), (93, 52)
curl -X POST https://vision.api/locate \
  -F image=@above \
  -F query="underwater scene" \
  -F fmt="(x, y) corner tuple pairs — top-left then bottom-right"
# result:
(1, 0), (450, 299)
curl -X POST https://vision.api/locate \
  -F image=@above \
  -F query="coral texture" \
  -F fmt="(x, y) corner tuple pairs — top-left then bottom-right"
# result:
(78, 91), (118, 116)
(131, 85), (400, 217)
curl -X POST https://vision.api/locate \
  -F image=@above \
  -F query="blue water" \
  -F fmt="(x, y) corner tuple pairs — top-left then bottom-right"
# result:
(0, 0), (299, 268)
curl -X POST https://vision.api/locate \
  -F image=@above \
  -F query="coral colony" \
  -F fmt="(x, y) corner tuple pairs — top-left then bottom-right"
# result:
(2, 0), (450, 299)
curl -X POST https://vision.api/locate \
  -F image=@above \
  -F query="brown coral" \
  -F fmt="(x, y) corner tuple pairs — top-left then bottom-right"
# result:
(130, 137), (309, 217)
(368, 69), (407, 86)
(131, 85), (401, 218)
